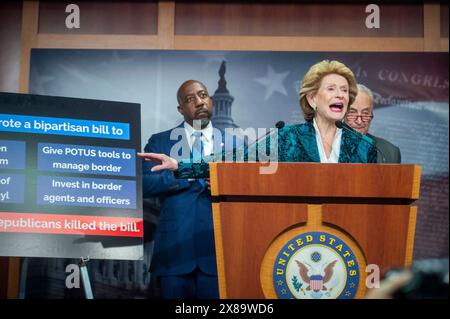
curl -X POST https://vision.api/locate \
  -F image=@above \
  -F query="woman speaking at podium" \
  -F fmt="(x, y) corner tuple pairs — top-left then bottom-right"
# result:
(139, 60), (377, 177)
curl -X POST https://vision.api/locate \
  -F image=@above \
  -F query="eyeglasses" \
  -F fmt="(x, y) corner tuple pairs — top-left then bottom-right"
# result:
(346, 114), (373, 122)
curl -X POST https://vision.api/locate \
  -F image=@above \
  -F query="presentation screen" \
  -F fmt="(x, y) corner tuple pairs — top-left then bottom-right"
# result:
(0, 92), (143, 260)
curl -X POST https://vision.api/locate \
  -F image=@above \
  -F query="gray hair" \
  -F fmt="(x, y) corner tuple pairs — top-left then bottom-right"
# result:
(357, 84), (374, 104)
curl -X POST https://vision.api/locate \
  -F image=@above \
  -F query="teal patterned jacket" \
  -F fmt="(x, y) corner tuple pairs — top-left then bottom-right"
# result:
(175, 121), (377, 179)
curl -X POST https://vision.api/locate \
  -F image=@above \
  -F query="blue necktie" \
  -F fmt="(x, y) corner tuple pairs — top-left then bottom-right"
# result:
(191, 131), (203, 163)
(191, 131), (206, 187)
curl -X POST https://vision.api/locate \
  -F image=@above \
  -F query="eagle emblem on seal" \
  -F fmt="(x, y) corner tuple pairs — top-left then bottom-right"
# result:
(295, 260), (337, 292)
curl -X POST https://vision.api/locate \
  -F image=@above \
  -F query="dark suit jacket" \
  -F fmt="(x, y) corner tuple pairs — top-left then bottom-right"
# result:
(142, 122), (216, 277)
(142, 122), (242, 277)
(368, 134), (401, 164)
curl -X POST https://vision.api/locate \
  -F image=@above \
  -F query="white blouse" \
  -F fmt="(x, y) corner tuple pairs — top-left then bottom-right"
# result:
(313, 118), (342, 163)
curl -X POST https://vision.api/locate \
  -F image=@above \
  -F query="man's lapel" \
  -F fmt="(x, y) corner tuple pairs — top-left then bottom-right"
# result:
(167, 122), (191, 160)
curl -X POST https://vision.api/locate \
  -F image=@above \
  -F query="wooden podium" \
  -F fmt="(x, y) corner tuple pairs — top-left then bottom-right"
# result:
(209, 163), (421, 299)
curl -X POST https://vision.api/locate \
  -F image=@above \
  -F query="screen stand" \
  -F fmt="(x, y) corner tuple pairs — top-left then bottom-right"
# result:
(18, 257), (28, 299)
(79, 257), (94, 299)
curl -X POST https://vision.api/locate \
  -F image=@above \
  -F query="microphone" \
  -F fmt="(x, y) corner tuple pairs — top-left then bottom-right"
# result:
(259, 120), (285, 143)
(335, 120), (386, 163)
(335, 121), (374, 144)
(252, 120), (285, 145)
(275, 121), (285, 130)
(221, 120), (285, 161)
(243, 120), (285, 155)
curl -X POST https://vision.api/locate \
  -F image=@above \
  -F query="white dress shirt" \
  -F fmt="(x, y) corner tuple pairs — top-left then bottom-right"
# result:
(183, 121), (214, 157)
(313, 118), (342, 163)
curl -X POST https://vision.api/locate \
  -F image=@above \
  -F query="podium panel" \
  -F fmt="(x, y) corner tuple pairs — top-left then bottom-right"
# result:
(210, 163), (420, 299)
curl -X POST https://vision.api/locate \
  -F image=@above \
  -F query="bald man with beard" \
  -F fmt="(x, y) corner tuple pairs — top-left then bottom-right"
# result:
(141, 80), (219, 299)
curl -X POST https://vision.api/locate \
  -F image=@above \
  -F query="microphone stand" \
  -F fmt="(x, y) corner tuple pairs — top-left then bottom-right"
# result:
(335, 121), (387, 163)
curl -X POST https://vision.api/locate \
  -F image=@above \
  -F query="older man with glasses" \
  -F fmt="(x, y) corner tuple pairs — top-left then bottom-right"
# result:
(345, 84), (401, 163)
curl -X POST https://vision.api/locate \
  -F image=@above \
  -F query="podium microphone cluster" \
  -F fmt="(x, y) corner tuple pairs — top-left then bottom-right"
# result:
(335, 120), (386, 163)
(249, 120), (285, 149)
